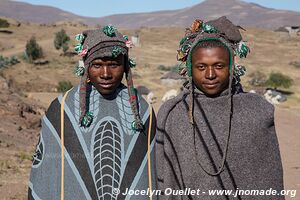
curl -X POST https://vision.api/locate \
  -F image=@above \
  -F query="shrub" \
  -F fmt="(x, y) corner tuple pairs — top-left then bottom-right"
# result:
(157, 64), (178, 72)
(0, 55), (20, 69)
(25, 36), (43, 62)
(9, 56), (19, 65)
(158, 65), (169, 71)
(248, 71), (267, 86)
(54, 29), (70, 53)
(266, 72), (293, 89)
(0, 18), (9, 28)
(0, 56), (9, 68)
(57, 81), (73, 93)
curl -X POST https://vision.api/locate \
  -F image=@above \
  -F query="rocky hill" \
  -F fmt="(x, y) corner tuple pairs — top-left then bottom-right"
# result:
(1, 0), (300, 29)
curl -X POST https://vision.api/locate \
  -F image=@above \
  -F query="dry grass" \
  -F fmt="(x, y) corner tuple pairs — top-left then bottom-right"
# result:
(1, 23), (300, 108)
(1, 21), (300, 200)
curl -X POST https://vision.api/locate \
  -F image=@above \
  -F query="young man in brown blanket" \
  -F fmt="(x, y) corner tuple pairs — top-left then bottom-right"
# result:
(156, 16), (284, 200)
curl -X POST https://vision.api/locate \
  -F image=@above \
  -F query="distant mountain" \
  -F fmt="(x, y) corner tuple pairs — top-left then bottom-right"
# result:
(1, 0), (300, 29)
(0, 0), (90, 24)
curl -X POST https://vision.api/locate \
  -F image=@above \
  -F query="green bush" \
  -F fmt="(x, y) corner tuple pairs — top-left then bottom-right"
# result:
(0, 55), (20, 69)
(248, 71), (267, 86)
(0, 18), (9, 28)
(25, 36), (43, 62)
(10, 56), (19, 65)
(266, 72), (293, 89)
(54, 29), (70, 53)
(157, 64), (178, 72)
(57, 81), (73, 93)
(158, 65), (168, 71)
(0, 56), (9, 68)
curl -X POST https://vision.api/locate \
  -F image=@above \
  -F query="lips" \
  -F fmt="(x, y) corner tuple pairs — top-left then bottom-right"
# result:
(203, 82), (219, 89)
(98, 82), (114, 89)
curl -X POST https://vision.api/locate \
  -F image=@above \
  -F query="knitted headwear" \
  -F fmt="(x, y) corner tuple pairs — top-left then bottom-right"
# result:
(74, 25), (142, 131)
(177, 16), (249, 80)
(177, 16), (250, 176)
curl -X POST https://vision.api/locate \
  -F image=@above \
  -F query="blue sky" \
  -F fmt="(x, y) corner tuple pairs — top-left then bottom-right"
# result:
(16, 0), (300, 17)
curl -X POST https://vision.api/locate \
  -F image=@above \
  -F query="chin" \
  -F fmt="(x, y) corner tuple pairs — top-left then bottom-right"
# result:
(200, 84), (228, 97)
(95, 87), (115, 95)
(202, 89), (222, 97)
(100, 90), (114, 95)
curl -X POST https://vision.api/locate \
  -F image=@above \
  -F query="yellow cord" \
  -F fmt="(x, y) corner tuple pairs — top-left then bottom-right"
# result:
(61, 90), (71, 200)
(147, 105), (153, 200)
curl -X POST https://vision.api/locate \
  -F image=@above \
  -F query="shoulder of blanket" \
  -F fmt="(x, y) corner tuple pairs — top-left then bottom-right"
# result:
(45, 94), (63, 115)
(157, 90), (188, 129)
(45, 86), (78, 115)
(119, 86), (153, 116)
(137, 91), (150, 111)
(235, 92), (275, 118)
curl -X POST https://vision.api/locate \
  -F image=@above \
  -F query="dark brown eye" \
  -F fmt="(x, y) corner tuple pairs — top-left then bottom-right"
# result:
(110, 64), (119, 68)
(215, 64), (224, 69)
(197, 65), (205, 70)
(92, 64), (101, 68)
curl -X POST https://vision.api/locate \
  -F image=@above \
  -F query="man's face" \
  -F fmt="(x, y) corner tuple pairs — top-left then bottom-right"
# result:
(88, 55), (125, 96)
(192, 47), (230, 97)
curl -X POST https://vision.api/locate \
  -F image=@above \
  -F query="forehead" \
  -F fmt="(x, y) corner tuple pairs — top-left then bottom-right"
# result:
(91, 55), (124, 63)
(192, 47), (230, 61)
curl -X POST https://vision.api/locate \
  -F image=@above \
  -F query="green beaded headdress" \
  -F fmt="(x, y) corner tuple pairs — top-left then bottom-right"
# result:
(177, 16), (249, 83)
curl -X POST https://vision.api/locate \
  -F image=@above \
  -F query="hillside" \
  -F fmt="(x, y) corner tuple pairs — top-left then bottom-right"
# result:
(1, 0), (300, 29)
(1, 21), (300, 107)
(0, 20), (299, 199)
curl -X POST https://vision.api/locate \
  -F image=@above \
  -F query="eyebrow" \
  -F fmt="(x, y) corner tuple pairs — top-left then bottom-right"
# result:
(194, 61), (227, 65)
(91, 60), (103, 64)
(92, 60), (118, 63)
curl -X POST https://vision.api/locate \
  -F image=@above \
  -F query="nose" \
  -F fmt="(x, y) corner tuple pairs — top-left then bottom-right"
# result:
(100, 66), (112, 79)
(205, 66), (216, 80)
